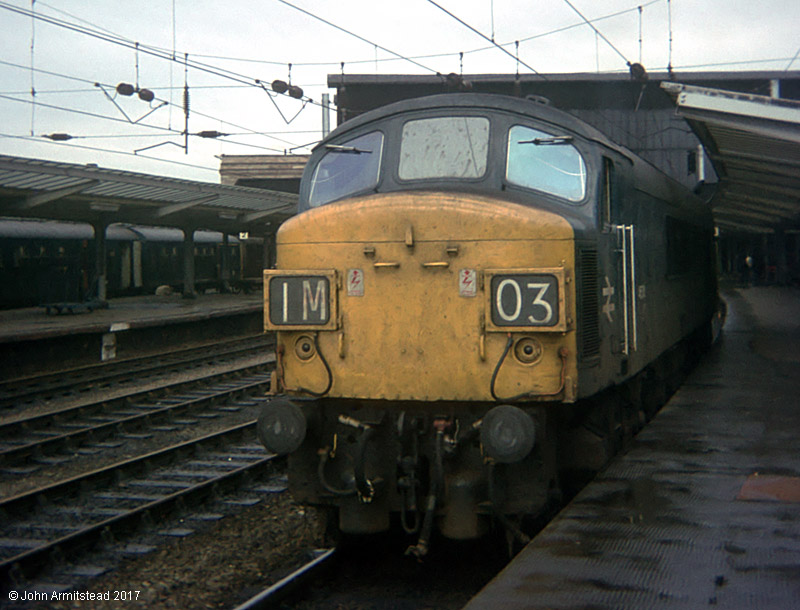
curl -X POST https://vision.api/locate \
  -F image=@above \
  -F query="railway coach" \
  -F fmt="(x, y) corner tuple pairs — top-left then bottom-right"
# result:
(0, 219), (243, 309)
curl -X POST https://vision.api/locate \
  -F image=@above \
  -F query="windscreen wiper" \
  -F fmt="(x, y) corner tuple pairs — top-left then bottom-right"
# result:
(517, 136), (573, 146)
(325, 144), (372, 154)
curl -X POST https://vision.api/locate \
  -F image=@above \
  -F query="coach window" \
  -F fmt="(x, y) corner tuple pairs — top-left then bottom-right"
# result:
(399, 116), (489, 180)
(506, 125), (587, 202)
(309, 131), (384, 207)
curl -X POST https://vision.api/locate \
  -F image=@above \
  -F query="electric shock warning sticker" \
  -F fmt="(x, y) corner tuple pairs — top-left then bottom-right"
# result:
(347, 269), (364, 296)
(459, 269), (477, 297)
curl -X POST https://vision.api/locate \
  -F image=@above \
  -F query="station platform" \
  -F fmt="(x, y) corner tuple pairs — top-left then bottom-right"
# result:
(465, 287), (800, 609)
(0, 292), (264, 380)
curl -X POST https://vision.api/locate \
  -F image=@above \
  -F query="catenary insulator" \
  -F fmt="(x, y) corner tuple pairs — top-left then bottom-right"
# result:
(196, 130), (225, 138)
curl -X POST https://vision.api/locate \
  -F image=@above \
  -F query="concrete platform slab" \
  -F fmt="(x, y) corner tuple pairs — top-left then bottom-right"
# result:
(0, 293), (262, 343)
(0, 292), (264, 379)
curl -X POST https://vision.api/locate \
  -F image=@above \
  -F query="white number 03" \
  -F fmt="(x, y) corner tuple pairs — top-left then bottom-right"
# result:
(495, 280), (554, 324)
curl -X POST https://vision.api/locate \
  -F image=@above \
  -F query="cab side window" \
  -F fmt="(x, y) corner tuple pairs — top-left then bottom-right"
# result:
(599, 156), (617, 228)
(506, 125), (587, 203)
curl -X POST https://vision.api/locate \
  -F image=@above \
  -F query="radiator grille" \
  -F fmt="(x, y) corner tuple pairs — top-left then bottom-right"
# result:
(578, 249), (600, 360)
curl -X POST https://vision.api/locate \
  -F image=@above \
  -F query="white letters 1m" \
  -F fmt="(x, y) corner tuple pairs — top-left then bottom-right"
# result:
(302, 279), (326, 321)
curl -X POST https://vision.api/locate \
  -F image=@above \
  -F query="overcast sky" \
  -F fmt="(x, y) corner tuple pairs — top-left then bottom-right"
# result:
(0, 0), (798, 182)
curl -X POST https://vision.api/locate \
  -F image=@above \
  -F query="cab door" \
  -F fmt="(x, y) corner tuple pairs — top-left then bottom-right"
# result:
(598, 155), (637, 375)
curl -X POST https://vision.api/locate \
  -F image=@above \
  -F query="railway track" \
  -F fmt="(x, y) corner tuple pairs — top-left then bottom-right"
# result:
(232, 536), (508, 610)
(0, 362), (274, 472)
(0, 422), (282, 592)
(0, 334), (275, 410)
(233, 549), (337, 610)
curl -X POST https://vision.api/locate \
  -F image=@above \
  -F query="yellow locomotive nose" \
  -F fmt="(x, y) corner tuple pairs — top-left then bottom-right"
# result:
(266, 191), (578, 403)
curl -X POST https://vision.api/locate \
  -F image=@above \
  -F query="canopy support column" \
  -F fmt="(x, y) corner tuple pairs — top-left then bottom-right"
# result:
(91, 220), (108, 303)
(220, 232), (232, 292)
(183, 227), (196, 299)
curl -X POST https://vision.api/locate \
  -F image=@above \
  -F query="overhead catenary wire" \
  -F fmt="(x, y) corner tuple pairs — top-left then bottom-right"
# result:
(156, 0), (664, 70)
(3, 6), (795, 90)
(785, 46), (800, 71)
(675, 56), (800, 71)
(275, 0), (441, 75)
(2, 0), (665, 101)
(0, 0), (331, 112)
(25, 130), (315, 140)
(36, 0), (124, 40)
(23, 0), (330, 109)
(0, 0), (250, 86)
(3, 0), (797, 165)
(0, 57), (320, 94)
(4, 0), (793, 89)
(0, 92), (293, 154)
(425, 0), (546, 79)
(560, 0), (633, 68)
(27, 0), (659, 75)
(0, 60), (303, 149)
(3, 50), (796, 148)
(0, 92), (183, 135)
(516, 0), (662, 47)
(0, 133), (220, 174)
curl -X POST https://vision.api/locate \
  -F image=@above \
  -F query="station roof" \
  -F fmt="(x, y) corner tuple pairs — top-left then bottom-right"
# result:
(662, 83), (800, 233)
(0, 154), (298, 236)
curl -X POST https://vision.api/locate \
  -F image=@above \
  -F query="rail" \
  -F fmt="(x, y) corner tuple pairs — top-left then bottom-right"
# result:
(0, 422), (279, 590)
(0, 363), (274, 467)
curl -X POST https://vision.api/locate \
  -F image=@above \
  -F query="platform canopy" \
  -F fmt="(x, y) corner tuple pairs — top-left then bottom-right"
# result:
(662, 82), (800, 233)
(0, 154), (298, 236)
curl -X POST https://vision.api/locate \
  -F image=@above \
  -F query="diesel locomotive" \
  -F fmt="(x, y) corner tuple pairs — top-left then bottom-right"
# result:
(257, 93), (718, 555)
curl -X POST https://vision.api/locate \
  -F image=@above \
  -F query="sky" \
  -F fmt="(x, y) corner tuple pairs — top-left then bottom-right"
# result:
(0, 0), (798, 183)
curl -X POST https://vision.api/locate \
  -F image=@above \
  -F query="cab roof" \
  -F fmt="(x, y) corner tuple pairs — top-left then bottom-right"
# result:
(319, 92), (633, 161)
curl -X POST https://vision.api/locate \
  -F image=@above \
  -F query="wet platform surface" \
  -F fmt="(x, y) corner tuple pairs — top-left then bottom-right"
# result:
(465, 287), (800, 609)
